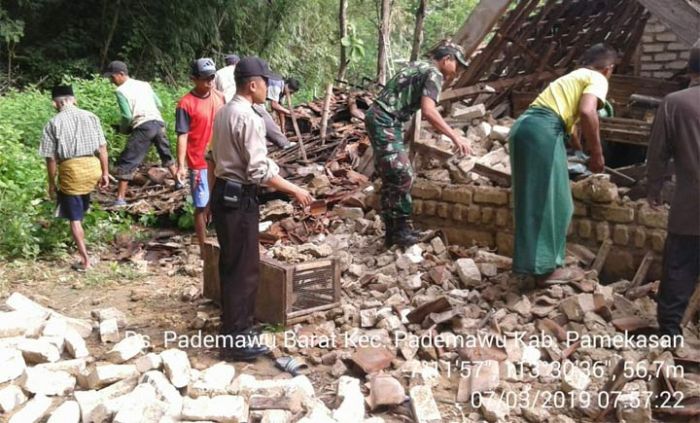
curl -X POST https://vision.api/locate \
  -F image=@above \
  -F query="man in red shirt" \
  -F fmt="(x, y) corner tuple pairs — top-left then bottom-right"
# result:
(176, 58), (225, 254)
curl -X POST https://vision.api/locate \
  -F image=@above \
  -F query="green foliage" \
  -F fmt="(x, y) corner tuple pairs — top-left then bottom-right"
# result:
(2, 0), (476, 97)
(0, 77), (184, 260)
(0, 8), (23, 45)
(0, 1), (482, 260)
(341, 23), (367, 62)
(175, 201), (195, 231)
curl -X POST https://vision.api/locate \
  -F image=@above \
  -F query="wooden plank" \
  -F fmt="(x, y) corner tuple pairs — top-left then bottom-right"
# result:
(319, 84), (334, 145)
(605, 166), (637, 186)
(408, 110), (422, 167)
(440, 69), (566, 104)
(202, 240), (221, 305)
(629, 251), (655, 290)
(591, 240), (613, 275)
(455, 0), (539, 87)
(613, 163), (647, 180)
(285, 87), (308, 162)
(636, 0), (700, 46)
(600, 117), (652, 146)
(453, 0), (513, 57)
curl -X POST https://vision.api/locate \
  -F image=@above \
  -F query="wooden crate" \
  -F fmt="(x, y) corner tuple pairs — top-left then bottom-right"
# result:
(202, 240), (341, 326)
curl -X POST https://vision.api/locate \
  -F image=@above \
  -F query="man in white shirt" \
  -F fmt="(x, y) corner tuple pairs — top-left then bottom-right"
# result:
(103, 60), (178, 206)
(214, 54), (239, 103)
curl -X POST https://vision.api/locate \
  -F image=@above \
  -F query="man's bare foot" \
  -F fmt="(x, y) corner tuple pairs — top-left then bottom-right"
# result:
(71, 256), (97, 272)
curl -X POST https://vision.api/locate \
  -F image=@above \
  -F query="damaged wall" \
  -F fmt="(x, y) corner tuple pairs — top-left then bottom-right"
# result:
(639, 16), (692, 78)
(369, 178), (669, 282)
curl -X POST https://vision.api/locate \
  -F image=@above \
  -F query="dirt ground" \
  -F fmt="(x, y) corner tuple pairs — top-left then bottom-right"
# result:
(0, 230), (471, 422)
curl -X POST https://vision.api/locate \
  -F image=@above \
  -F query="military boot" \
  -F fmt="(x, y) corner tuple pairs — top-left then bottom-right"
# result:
(393, 217), (420, 248)
(404, 218), (423, 239)
(383, 217), (396, 248)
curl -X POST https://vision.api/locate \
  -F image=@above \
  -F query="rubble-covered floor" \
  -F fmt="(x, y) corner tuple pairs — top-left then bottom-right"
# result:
(0, 90), (691, 422)
(2, 201), (700, 423)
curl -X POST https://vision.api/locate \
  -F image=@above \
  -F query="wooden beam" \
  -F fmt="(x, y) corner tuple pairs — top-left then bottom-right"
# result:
(408, 110), (422, 167)
(439, 69), (566, 104)
(453, 0), (512, 58)
(319, 83), (334, 145)
(599, 117), (652, 146)
(285, 87), (307, 162)
(636, 0), (700, 46)
(605, 166), (637, 186)
(591, 240), (613, 275)
(629, 251), (655, 290)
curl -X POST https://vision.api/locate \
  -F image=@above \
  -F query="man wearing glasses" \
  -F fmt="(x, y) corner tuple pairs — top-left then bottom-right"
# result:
(175, 58), (225, 254)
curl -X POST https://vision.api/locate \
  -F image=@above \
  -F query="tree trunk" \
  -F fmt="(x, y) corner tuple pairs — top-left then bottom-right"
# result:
(410, 0), (427, 61)
(376, 0), (392, 85)
(6, 45), (11, 84)
(100, 0), (121, 69)
(337, 0), (349, 80)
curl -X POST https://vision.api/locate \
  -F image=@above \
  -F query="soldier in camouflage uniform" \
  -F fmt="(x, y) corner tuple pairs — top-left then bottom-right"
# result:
(366, 43), (471, 248)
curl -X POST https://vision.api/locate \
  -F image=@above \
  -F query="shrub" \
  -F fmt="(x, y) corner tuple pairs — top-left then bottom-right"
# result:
(0, 77), (186, 259)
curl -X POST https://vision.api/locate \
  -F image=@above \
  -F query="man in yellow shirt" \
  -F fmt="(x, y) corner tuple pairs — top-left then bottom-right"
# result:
(508, 44), (617, 283)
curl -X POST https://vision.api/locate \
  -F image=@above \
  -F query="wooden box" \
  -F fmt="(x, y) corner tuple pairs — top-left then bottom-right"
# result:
(202, 240), (341, 326)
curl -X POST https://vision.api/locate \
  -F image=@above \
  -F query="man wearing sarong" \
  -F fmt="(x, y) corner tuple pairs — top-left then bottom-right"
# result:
(40, 85), (110, 271)
(508, 44), (617, 283)
(365, 42), (471, 249)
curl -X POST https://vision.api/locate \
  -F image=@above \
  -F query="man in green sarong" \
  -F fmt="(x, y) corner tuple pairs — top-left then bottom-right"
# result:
(508, 44), (617, 283)
(366, 43), (471, 249)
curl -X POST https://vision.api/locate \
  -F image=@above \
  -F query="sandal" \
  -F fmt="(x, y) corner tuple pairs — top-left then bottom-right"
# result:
(536, 267), (585, 287)
(70, 257), (99, 272)
(274, 356), (309, 377)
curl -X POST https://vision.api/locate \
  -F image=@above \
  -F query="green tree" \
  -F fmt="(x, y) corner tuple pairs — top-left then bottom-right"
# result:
(0, 6), (23, 86)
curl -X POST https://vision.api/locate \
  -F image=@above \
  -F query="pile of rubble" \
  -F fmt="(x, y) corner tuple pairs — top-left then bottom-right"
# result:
(95, 167), (188, 215)
(413, 103), (513, 188)
(0, 292), (392, 423)
(254, 202), (700, 422)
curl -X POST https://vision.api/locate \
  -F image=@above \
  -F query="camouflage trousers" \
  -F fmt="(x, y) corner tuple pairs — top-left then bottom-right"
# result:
(365, 105), (415, 219)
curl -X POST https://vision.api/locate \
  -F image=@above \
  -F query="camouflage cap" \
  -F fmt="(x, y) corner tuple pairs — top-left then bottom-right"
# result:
(432, 42), (468, 67)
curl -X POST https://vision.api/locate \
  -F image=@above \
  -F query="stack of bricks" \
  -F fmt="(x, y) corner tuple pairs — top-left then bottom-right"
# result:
(639, 16), (691, 79)
(367, 177), (670, 280)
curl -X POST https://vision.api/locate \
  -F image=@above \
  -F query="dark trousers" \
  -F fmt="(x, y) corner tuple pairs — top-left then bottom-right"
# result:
(657, 233), (700, 336)
(253, 105), (289, 148)
(115, 120), (175, 180)
(211, 179), (260, 334)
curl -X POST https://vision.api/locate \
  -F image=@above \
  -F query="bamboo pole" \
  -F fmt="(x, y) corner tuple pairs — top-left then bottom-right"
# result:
(285, 86), (308, 162)
(320, 84), (334, 145)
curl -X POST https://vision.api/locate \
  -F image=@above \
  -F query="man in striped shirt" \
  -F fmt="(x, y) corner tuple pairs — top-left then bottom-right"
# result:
(39, 85), (110, 271)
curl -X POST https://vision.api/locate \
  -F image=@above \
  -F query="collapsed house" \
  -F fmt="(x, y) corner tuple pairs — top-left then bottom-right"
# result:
(396, 0), (700, 282)
(32, 1), (700, 422)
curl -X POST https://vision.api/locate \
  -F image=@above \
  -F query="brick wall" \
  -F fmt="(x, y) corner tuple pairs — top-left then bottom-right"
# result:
(640, 16), (691, 78)
(370, 178), (669, 281)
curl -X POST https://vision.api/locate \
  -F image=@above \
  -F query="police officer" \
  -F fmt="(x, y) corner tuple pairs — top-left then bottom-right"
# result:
(209, 56), (313, 361)
(365, 42), (471, 249)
